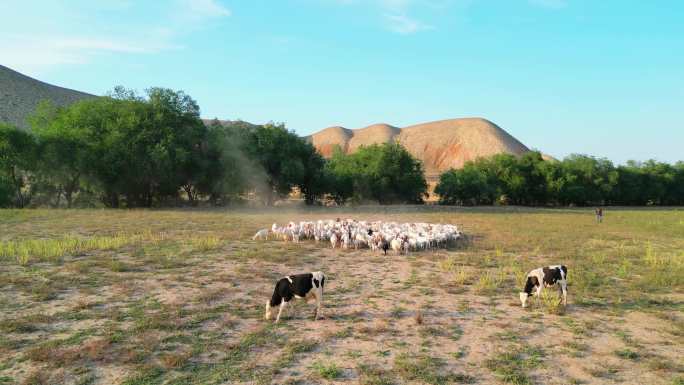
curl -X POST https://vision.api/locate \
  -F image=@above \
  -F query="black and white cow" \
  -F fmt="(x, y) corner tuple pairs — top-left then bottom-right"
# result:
(519, 265), (568, 308)
(265, 271), (325, 323)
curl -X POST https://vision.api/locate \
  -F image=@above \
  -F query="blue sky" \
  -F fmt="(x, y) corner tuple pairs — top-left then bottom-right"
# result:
(2, 0), (682, 164)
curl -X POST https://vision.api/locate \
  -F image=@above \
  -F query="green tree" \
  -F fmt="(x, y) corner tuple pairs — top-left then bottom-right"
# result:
(244, 123), (326, 205)
(30, 102), (88, 207)
(612, 161), (645, 205)
(673, 162), (684, 205)
(546, 155), (617, 206)
(435, 163), (494, 205)
(145, 87), (209, 205)
(0, 123), (37, 207)
(298, 144), (328, 205)
(325, 147), (355, 204)
(30, 87), (208, 207)
(197, 120), (255, 205)
(482, 154), (525, 205)
(516, 151), (550, 205)
(327, 142), (427, 204)
(641, 160), (677, 205)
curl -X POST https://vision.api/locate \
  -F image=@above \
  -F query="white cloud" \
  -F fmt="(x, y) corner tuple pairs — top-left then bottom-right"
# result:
(379, 0), (413, 12)
(53, 37), (176, 54)
(324, 0), (438, 34)
(0, 1), (230, 75)
(529, 0), (567, 9)
(176, 0), (232, 21)
(383, 13), (434, 34)
(0, 34), (183, 76)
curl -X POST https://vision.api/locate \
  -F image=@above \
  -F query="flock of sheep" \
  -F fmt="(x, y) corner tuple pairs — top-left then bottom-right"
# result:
(252, 218), (466, 253)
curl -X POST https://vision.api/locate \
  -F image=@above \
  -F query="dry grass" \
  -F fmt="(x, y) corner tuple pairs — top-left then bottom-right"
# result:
(0, 207), (682, 385)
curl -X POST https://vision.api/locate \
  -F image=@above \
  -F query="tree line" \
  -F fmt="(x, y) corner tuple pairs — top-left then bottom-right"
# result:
(0, 87), (427, 208)
(2, 87), (682, 208)
(435, 152), (684, 206)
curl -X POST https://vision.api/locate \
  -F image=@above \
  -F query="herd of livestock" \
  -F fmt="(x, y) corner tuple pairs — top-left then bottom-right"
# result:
(252, 218), (466, 253)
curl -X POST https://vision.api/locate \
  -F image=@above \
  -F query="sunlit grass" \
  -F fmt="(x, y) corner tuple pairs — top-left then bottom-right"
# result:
(452, 267), (471, 286)
(188, 235), (222, 252)
(539, 289), (565, 315)
(0, 231), (166, 265)
(473, 270), (506, 295)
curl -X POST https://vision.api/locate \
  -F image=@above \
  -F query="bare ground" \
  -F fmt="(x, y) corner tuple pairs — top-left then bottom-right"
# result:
(0, 208), (682, 385)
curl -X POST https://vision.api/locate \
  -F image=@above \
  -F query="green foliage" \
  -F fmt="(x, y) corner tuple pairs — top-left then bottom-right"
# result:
(29, 101), (89, 207)
(435, 163), (494, 205)
(198, 120), (255, 204)
(0, 175), (13, 208)
(614, 348), (640, 361)
(436, 151), (684, 206)
(436, 152), (550, 206)
(244, 123), (326, 204)
(310, 361), (342, 379)
(20, 88), (305, 207)
(485, 346), (544, 385)
(393, 353), (474, 384)
(327, 142), (428, 204)
(0, 123), (37, 207)
(25, 88), (209, 207)
(612, 160), (684, 205)
(547, 154), (618, 205)
(5, 81), (683, 208)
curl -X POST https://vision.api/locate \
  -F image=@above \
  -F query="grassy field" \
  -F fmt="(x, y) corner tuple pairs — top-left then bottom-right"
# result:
(0, 207), (683, 385)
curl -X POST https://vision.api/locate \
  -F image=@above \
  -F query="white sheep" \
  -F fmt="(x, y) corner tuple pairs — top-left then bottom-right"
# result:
(254, 219), (464, 253)
(252, 229), (269, 241)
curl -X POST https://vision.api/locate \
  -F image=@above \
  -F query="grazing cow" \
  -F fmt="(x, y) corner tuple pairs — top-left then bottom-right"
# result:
(252, 229), (269, 241)
(519, 265), (568, 308)
(265, 271), (325, 323)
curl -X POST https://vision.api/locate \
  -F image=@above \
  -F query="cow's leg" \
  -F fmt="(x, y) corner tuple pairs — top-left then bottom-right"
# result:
(265, 300), (272, 320)
(275, 300), (288, 323)
(560, 281), (568, 306)
(314, 291), (323, 321)
(535, 285), (543, 307)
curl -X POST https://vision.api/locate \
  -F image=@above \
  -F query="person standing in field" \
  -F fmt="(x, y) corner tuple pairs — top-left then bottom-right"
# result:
(595, 207), (603, 223)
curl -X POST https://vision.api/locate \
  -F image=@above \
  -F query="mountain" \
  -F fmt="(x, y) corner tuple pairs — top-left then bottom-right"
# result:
(0, 65), (538, 181)
(307, 117), (531, 180)
(0, 65), (95, 129)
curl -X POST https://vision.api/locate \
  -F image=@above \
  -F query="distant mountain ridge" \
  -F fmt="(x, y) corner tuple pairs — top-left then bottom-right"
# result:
(0, 65), (95, 129)
(0, 65), (539, 180)
(307, 118), (532, 179)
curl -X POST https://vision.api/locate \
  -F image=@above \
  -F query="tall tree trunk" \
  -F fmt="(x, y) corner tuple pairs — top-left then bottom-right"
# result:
(65, 173), (79, 209)
(266, 188), (275, 206)
(107, 192), (119, 208)
(64, 189), (73, 209)
(183, 185), (197, 205)
(9, 165), (23, 208)
(53, 188), (63, 208)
